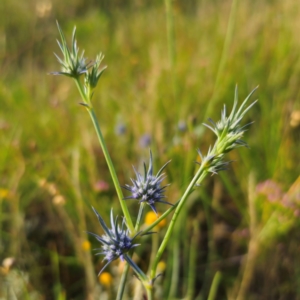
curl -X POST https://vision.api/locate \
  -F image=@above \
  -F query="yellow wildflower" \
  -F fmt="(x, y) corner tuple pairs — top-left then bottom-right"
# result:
(145, 211), (166, 229)
(99, 272), (113, 287)
(157, 261), (166, 273)
(81, 240), (91, 251)
(0, 188), (9, 199)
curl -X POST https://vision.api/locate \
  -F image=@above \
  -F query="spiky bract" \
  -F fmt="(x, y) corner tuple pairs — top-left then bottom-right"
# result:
(88, 207), (140, 275)
(197, 86), (258, 176)
(123, 151), (172, 214)
(203, 86), (258, 154)
(52, 21), (89, 78)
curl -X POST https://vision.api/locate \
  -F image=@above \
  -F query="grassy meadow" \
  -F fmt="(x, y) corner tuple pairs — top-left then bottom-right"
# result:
(0, 0), (300, 299)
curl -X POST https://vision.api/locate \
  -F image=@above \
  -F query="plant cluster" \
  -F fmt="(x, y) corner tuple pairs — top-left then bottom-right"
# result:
(52, 22), (257, 300)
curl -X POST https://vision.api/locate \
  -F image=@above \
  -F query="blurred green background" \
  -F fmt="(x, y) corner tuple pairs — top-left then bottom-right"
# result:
(0, 0), (299, 299)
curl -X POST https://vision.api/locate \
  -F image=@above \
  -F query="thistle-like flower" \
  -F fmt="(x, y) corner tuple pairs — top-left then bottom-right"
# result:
(84, 53), (107, 91)
(123, 151), (172, 214)
(51, 21), (90, 78)
(88, 207), (140, 275)
(197, 86), (257, 176)
(196, 147), (231, 175)
(203, 86), (258, 154)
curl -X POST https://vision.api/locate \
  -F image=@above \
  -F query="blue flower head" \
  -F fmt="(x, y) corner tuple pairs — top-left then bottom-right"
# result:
(88, 207), (140, 275)
(123, 150), (172, 214)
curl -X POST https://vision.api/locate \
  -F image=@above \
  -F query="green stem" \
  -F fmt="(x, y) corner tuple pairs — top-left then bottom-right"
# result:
(197, 197), (215, 299)
(207, 271), (222, 300)
(150, 165), (208, 279)
(116, 263), (130, 300)
(74, 78), (134, 233)
(74, 74), (138, 297)
(123, 255), (149, 284)
(135, 204), (145, 231)
(74, 78), (89, 103)
(168, 236), (180, 299)
(116, 204), (145, 300)
(148, 227), (159, 273)
(186, 220), (199, 300)
(87, 108), (134, 231)
(147, 287), (154, 300)
(143, 201), (178, 234)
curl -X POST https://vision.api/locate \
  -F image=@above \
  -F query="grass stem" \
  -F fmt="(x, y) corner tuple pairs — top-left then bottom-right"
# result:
(207, 271), (222, 300)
